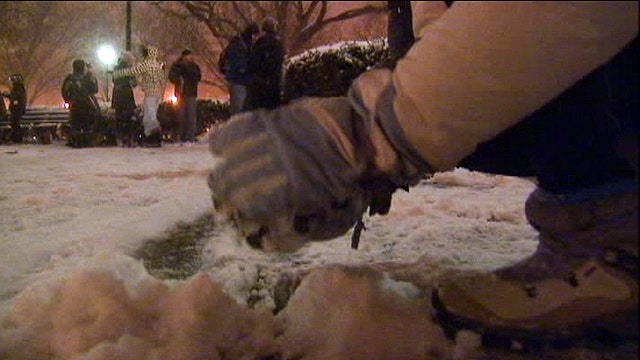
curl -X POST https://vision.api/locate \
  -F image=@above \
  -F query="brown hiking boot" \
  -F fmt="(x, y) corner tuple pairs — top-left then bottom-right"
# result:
(431, 183), (638, 351)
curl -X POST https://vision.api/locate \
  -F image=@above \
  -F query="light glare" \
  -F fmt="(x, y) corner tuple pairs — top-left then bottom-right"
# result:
(97, 45), (117, 66)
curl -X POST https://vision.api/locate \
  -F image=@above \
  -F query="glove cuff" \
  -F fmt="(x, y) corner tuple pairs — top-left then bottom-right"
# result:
(348, 69), (434, 189)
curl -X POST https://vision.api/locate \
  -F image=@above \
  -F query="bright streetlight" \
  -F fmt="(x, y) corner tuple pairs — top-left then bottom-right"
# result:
(97, 45), (117, 102)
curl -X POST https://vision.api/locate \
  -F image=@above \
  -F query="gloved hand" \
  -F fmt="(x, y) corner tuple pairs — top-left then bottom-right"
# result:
(208, 69), (432, 252)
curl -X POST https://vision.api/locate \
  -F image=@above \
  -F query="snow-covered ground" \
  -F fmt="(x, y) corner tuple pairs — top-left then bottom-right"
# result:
(0, 139), (635, 359)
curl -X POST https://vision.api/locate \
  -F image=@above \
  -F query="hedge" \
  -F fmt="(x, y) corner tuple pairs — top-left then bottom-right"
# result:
(282, 38), (390, 103)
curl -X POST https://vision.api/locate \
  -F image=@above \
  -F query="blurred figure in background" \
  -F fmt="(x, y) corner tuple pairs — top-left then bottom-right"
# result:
(111, 51), (138, 147)
(62, 60), (99, 148)
(219, 22), (260, 115)
(1, 74), (27, 143)
(0, 85), (7, 122)
(244, 17), (285, 111)
(168, 48), (202, 144)
(84, 63), (101, 116)
(112, 44), (166, 147)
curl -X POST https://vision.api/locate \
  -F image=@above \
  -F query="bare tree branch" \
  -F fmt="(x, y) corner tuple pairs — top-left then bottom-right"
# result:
(294, 4), (386, 50)
(152, 1), (386, 55)
(0, 2), (117, 104)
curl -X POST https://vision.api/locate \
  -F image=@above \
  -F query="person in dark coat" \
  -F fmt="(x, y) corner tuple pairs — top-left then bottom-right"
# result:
(2, 74), (27, 143)
(61, 59), (99, 148)
(111, 51), (138, 147)
(244, 17), (286, 111)
(168, 48), (202, 143)
(220, 22), (260, 115)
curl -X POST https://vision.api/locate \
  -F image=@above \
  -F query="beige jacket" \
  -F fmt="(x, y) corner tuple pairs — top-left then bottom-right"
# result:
(355, 1), (638, 173)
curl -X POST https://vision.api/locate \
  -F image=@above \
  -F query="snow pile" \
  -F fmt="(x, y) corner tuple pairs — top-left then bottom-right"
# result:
(277, 266), (455, 360)
(1, 254), (278, 360)
(1, 254), (488, 360)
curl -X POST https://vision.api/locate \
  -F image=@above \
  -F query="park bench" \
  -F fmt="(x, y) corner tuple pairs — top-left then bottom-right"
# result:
(0, 107), (70, 143)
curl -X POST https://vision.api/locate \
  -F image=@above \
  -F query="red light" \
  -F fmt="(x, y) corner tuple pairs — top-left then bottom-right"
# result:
(63, 102), (70, 109)
(170, 95), (178, 104)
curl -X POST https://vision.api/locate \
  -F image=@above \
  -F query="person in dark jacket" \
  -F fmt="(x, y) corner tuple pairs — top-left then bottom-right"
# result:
(62, 59), (99, 148)
(220, 22), (260, 115)
(168, 48), (202, 143)
(2, 74), (27, 143)
(244, 17), (286, 111)
(111, 51), (138, 147)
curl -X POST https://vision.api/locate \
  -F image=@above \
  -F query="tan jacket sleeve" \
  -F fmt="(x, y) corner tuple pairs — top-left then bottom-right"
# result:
(392, 1), (638, 171)
(411, 1), (448, 38)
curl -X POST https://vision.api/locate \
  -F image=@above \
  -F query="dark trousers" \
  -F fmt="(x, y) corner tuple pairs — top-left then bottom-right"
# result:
(459, 37), (638, 194)
(115, 106), (139, 146)
(178, 96), (198, 142)
(245, 79), (281, 111)
(68, 108), (97, 148)
(9, 112), (23, 143)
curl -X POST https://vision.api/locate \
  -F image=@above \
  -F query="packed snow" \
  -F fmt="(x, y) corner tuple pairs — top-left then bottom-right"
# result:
(0, 139), (635, 359)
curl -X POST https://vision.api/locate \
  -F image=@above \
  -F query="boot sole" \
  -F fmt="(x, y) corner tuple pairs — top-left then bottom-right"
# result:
(430, 287), (635, 353)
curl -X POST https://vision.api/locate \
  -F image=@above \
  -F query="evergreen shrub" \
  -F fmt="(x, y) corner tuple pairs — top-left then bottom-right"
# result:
(283, 39), (390, 103)
(157, 99), (231, 140)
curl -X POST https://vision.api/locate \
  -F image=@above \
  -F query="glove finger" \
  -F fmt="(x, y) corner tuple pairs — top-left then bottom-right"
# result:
(209, 112), (266, 156)
(208, 160), (288, 221)
(208, 112), (290, 222)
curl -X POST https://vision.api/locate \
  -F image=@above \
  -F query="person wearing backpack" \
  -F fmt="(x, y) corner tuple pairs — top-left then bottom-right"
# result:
(244, 17), (285, 111)
(219, 22), (260, 115)
(61, 60), (98, 148)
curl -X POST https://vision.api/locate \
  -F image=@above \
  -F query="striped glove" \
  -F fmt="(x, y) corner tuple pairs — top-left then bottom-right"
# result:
(208, 70), (432, 252)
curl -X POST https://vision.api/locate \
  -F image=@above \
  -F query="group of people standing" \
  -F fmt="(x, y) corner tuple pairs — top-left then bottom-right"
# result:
(10, 17), (283, 148)
(62, 43), (202, 148)
(220, 17), (285, 115)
